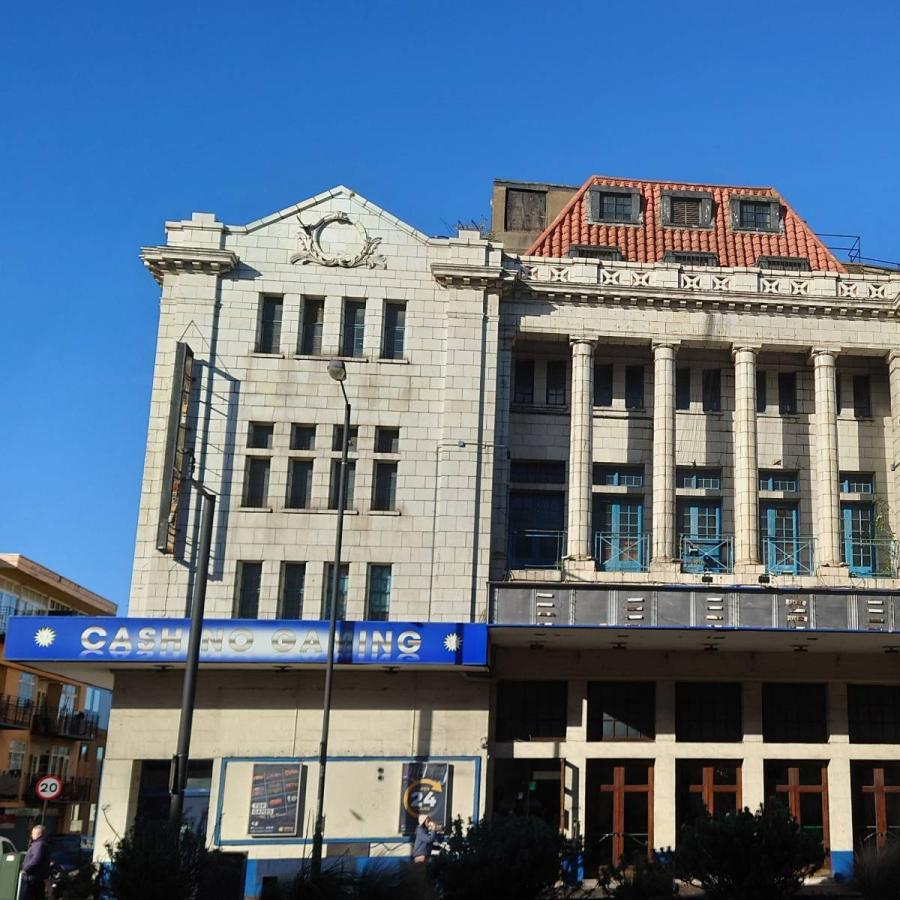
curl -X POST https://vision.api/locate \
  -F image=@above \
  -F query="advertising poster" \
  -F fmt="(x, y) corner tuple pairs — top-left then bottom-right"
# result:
(399, 762), (452, 834)
(248, 763), (302, 837)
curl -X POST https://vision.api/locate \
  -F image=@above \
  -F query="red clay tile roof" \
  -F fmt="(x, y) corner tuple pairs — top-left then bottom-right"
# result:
(526, 176), (845, 272)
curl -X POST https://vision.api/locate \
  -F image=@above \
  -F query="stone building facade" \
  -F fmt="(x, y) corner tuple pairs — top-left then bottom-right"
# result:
(12, 176), (900, 894)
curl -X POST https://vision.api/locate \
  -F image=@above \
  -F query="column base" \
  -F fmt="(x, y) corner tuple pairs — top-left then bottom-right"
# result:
(733, 562), (766, 577)
(649, 559), (681, 575)
(563, 557), (596, 579)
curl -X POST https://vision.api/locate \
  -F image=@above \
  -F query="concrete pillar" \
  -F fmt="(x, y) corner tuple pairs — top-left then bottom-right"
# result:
(566, 338), (595, 561)
(654, 680), (677, 847)
(811, 348), (845, 571)
(732, 345), (762, 573)
(652, 342), (678, 568)
(886, 351), (900, 537)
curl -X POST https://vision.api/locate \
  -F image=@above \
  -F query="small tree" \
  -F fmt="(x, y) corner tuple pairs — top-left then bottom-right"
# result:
(673, 805), (823, 900)
(429, 816), (564, 900)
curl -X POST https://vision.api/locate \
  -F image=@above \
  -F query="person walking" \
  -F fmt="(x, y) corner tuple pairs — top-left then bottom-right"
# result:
(20, 824), (50, 900)
(412, 814), (436, 864)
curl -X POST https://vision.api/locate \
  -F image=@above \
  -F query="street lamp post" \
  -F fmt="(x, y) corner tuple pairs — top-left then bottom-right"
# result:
(310, 359), (350, 876)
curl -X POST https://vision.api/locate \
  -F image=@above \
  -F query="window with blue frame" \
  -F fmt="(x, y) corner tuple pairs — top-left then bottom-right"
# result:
(677, 468), (721, 490)
(841, 503), (877, 575)
(594, 496), (645, 571)
(594, 465), (644, 487)
(840, 473), (875, 494)
(678, 500), (725, 572)
(759, 471), (799, 492)
(508, 491), (565, 568)
(759, 503), (805, 574)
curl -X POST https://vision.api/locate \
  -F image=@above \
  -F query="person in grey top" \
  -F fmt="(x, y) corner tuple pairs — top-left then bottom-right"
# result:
(412, 814), (436, 863)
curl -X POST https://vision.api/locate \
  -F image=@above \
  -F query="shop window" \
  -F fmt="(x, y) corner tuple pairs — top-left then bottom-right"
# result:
(763, 683), (828, 743)
(676, 683), (742, 742)
(492, 758), (563, 828)
(849, 685), (900, 743)
(677, 761), (741, 828)
(136, 759), (213, 836)
(495, 681), (567, 741)
(587, 682), (655, 740)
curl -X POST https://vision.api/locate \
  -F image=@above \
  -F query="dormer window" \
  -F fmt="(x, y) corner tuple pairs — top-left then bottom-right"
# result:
(757, 255), (810, 272)
(587, 186), (641, 225)
(731, 196), (782, 233)
(660, 190), (714, 229)
(568, 245), (623, 261)
(664, 251), (718, 267)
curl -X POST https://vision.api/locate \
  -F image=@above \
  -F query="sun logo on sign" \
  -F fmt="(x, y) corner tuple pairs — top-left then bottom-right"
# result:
(34, 627), (56, 648)
(442, 633), (461, 653)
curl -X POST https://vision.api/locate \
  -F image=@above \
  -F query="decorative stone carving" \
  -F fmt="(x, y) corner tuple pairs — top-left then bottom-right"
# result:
(290, 212), (386, 268)
(790, 279), (810, 296)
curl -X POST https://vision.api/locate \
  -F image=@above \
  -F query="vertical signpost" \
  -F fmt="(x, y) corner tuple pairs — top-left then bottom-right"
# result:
(34, 774), (63, 824)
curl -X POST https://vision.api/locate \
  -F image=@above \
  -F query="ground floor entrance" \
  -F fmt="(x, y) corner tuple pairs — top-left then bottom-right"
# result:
(585, 760), (653, 869)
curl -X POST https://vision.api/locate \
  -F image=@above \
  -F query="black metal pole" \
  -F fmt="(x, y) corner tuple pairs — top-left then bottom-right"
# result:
(169, 488), (215, 825)
(310, 386), (350, 875)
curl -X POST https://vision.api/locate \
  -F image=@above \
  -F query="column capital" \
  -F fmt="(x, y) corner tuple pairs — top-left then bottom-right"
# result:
(569, 336), (597, 348)
(731, 343), (762, 359)
(652, 340), (680, 353)
(810, 346), (841, 363)
(887, 349), (900, 367)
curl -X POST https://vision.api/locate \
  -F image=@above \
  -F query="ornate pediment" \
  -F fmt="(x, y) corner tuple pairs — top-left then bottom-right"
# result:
(290, 212), (386, 269)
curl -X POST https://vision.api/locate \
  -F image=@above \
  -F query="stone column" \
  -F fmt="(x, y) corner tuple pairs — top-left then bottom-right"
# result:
(811, 348), (844, 571)
(651, 342), (678, 568)
(886, 351), (900, 537)
(732, 345), (762, 573)
(565, 338), (595, 562)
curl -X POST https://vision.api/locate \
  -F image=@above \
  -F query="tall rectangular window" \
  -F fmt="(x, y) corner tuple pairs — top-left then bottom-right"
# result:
(756, 370), (768, 412)
(234, 562), (262, 618)
(341, 300), (366, 357)
(625, 366), (644, 409)
(372, 461), (398, 511)
(367, 565), (392, 621)
(381, 302), (406, 359)
(279, 563), (305, 618)
(587, 682), (656, 740)
(286, 459), (313, 509)
(323, 563), (349, 620)
(837, 374), (846, 413)
(299, 297), (324, 355)
(255, 296), (283, 354)
(329, 459), (356, 509)
(778, 372), (797, 415)
(853, 375), (872, 418)
(513, 359), (535, 405)
(676, 368), (691, 410)
(545, 361), (567, 406)
(594, 363), (613, 406)
(702, 369), (721, 412)
(242, 457), (270, 508)
(676, 683), (742, 742)
(495, 681), (567, 741)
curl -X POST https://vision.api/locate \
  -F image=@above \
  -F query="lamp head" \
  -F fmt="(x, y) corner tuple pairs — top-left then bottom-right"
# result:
(327, 360), (347, 382)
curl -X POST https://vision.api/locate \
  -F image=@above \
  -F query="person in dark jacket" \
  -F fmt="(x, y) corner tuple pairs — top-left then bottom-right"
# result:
(20, 824), (50, 900)
(412, 815), (436, 863)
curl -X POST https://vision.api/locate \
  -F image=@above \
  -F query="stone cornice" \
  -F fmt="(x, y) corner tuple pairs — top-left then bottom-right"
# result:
(140, 246), (239, 286)
(430, 263), (509, 289)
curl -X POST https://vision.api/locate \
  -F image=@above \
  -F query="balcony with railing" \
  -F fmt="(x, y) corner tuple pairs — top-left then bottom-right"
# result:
(31, 705), (99, 741)
(680, 535), (734, 574)
(0, 695), (34, 730)
(595, 532), (651, 572)
(508, 530), (566, 569)
(844, 539), (900, 577)
(0, 771), (23, 801)
(761, 537), (816, 575)
(59, 776), (93, 803)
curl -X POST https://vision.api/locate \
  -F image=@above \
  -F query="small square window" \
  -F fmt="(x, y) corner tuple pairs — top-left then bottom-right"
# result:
(247, 423), (274, 449)
(594, 363), (613, 407)
(505, 188), (546, 232)
(375, 427), (400, 454)
(332, 426), (358, 453)
(732, 197), (781, 234)
(671, 198), (701, 226)
(778, 372), (797, 415)
(290, 424), (315, 451)
(661, 191), (713, 229)
(587, 187), (640, 225)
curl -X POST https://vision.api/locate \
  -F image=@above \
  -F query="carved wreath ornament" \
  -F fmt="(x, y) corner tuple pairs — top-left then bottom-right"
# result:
(290, 212), (385, 269)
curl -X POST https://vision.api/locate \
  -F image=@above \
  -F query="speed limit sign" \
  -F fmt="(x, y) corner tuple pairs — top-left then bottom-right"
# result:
(34, 775), (63, 801)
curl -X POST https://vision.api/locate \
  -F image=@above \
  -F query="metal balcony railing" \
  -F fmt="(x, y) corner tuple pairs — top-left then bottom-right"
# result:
(680, 534), (734, 574)
(0, 695), (34, 730)
(844, 538), (900, 577)
(0, 604), (78, 636)
(595, 533), (651, 572)
(508, 530), (566, 569)
(60, 776), (93, 803)
(31, 705), (99, 741)
(0, 771), (23, 801)
(761, 537), (816, 575)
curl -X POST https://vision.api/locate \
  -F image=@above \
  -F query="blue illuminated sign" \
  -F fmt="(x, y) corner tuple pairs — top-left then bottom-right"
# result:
(5, 617), (488, 667)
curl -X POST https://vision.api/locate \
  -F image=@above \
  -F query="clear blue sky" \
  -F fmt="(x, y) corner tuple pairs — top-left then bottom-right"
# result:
(2, 1), (898, 609)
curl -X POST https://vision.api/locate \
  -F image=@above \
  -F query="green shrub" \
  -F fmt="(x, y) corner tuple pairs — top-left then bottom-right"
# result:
(597, 856), (677, 899)
(672, 805), (824, 900)
(429, 815), (564, 900)
(853, 840), (900, 900)
(283, 863), (420, 900)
